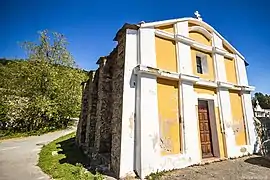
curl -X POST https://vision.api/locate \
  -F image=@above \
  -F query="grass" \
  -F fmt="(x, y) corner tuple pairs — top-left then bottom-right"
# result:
(146, 170), (167, 180)
(38, 132), (104, 180)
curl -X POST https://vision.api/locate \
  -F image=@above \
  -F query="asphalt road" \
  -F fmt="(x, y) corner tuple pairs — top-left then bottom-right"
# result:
(0, 128), (75, 180)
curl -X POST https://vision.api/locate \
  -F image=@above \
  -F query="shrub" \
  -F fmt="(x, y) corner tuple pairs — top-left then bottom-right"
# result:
(0, 30), (88, 134)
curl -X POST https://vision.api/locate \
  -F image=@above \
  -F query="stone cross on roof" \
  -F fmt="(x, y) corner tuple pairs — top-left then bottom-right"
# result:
(194, 11), (202, 21)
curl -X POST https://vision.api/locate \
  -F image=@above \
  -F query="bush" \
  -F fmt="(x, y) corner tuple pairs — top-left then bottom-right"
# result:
(0, 64), (87, 133)
(0, 95), (10, 129)
(0, 30), (88, 135)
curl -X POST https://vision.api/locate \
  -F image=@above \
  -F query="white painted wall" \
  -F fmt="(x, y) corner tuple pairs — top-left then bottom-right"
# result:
(243, 92), (256, 150)
(138, 27), (156, 67)
(218, 89), (236, 157)
(139, 74), (160, 178)
(120, 21), (256, 179)
(236, 54), (255, 155)
(213, 33), (227, 82)
(215, 54), (227, 82)
(176, 21), (201, 162)
(236, 55), (248, 86)
(213, 33), (222, 48)
(213, 32), (243, 158)
(176, 21), (189, 36)
(136, 27), (161, 178)
(181, 81), (201, 163)
(119, 29), (138, 178)
(175, 21), (193, 75)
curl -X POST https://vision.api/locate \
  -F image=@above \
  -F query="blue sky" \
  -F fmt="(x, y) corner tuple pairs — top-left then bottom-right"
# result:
(1, 0), (270, 93)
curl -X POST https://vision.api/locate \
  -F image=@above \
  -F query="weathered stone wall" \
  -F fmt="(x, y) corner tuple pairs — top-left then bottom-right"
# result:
(110, 36), (126, 176)
(76, 24), (137, 178)
(76, 71), (96, 150)
(84, 71), (96, 153)
(88, 71), (99, 149)
(101, 58), (114, 153)
(75, 81), (88, 148)
(95, 56), (113, 154)
(76, 52), (118, 158)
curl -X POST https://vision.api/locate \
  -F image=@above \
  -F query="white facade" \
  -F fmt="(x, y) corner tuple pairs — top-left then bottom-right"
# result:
(118, 17), (256, 179)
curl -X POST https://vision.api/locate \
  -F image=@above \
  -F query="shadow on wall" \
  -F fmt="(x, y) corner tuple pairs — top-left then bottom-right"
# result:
(244, 156), (270, 169)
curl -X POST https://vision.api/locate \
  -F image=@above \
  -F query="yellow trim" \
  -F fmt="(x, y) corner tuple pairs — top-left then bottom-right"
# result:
(223, 44), (234, 54)
(191, 48), (215, 81)
(157, 78), (181, 155)
(229, 90), (247, 146)
(194, 85), (216, 94)
(156, 25), (175, 34)
(155, 36), (177, 72)
(188, 22), (197, 27)
(142, 18), (245, 61)
(189, 31), (211, 46)
(224, 57), (237, 84)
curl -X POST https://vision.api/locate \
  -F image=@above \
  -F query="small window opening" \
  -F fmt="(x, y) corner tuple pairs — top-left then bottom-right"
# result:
(196, 56), (203, 74)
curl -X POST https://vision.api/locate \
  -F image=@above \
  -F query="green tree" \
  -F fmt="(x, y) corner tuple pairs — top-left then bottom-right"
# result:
(0, 30), (87, 133)
(254, 92), (270, 109)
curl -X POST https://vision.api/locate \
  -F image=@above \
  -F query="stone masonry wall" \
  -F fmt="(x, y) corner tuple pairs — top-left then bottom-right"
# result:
(88, 70), (99, 149)
(76, 70), (98, 151)
(110, 34), (126, 176)
(84, 71), (95, 153)
(76, 24), (137, 178)
(75, 81), (88, 148)
(94, 57), (112, 154)
(80, 79), (91, 150)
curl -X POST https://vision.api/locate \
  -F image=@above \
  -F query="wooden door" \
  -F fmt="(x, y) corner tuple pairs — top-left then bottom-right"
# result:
(198, 100), (214, 158)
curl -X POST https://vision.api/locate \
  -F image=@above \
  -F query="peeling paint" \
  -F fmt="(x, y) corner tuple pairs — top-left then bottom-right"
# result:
(151, 133), (159, 152)
(229, 90), (247, 145)
(231, 120), (244, 133)
(128, 113), (134, 137)
(157, 78), (181, 155)
(160, 137), (172, 152)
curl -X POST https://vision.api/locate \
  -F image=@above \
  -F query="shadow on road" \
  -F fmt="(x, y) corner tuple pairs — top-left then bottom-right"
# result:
(244, 156), (270, 168)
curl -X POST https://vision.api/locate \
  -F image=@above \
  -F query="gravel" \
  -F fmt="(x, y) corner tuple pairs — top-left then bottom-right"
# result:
(160, 155), (270, 180)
